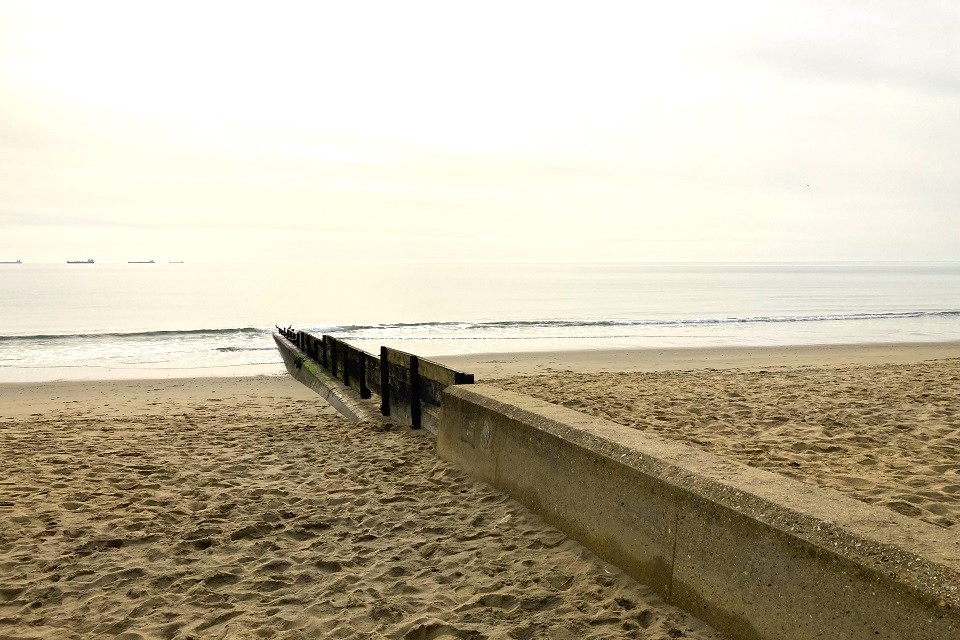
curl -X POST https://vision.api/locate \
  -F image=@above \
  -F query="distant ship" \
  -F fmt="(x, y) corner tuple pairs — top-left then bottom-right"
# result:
(169, 261), (185, 264)
(0, 259), (21, 264)
(67, 258), (94, 264)
(128, 260), (155, 264)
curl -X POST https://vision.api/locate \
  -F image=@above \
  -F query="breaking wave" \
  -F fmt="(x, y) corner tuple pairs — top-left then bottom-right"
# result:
(317, 310), (960, 338)
(0, 327), (269, 342)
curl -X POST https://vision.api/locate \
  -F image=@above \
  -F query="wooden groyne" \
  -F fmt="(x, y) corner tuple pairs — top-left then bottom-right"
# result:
(275, 327), (474, 431)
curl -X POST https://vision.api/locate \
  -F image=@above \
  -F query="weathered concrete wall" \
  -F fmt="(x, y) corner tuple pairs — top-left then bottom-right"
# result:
(273, 333), (382, 423)
(438, 384), (959, 640)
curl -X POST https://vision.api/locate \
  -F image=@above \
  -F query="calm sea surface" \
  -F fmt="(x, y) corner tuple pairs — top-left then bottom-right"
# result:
(1, 262), (958, 382)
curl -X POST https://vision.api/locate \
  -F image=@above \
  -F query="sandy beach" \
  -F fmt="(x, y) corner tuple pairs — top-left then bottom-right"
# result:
(438, 340), (960, 378)
(479, 346), (960, 530)
(3, 341), (958, 638)
(0, 375), (724, 639)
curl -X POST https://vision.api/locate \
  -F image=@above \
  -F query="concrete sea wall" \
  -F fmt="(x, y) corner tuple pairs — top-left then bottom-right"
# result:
(438, 384), (959, 640)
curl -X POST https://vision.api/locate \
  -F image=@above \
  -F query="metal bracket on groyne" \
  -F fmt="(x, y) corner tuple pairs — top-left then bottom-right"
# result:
(275, 326), (473, 431)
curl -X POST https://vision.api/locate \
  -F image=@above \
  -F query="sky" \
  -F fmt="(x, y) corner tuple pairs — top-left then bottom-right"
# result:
(1, 1), (958, 264)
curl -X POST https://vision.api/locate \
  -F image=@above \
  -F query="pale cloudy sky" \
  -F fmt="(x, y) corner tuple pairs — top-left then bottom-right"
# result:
(1, 1), (958, 263)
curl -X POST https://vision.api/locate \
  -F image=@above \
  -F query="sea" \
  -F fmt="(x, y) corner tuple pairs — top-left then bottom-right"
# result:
(1, 262), (958, 382)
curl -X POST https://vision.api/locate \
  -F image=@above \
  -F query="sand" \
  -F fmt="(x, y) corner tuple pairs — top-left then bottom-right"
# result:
(491, 355), (960, 530)
(437, 340), (960, 379)
(0, 375), (724, 640)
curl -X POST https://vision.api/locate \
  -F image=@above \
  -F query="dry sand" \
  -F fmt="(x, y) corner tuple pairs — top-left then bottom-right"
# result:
(491, 355), (960, 530)
(437, 340), (960, 378)
(0, 375), (724, 640)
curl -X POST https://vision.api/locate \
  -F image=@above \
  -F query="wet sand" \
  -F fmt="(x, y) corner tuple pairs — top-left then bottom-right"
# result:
(0, 375), (724, 639)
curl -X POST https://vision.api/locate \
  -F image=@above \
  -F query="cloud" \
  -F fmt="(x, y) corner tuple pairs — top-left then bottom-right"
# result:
(1, 1), (958, 263)
(744, 2), (960, 96)
(755, 41), (960, 96)
(0, 211), (127, 228)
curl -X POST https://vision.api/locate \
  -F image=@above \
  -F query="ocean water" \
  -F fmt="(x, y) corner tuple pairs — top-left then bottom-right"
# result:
(1, 262), (958, 382)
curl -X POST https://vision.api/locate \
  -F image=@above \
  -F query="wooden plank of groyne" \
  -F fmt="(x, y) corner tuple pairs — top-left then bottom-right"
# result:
(345, 344), (358, 388)
(438, 383), (960, 640)
(380, 349), (474, 430)
(386, 348), (411, 367)
(384, 348), (413, 426)
(416, 358), (459, 387)
(343, 344), (371, 399)
(324, 335), (337, 379)
(364, 352), (381, 397)
(387, 361), (412, 426)
(409, 355), (421, 429)
(419, 375), (446, 407)
(416, 357), (474, 387)
(356, 349), (371, 399)
(340, 341), (349, 386)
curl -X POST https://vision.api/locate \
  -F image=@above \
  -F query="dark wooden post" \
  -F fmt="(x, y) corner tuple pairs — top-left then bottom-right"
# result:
(320, 336), (327, 368)
(380, 346), (390, 416)
(409, 355), (421, 429)
(359, 355), (371, 399)
(342, 343), (349, 386)
(330, 338), (338, 378)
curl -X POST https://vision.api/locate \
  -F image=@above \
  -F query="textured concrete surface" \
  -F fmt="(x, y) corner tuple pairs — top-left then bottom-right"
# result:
(273, 333), (383, 423)
(438, 384), (960, 640)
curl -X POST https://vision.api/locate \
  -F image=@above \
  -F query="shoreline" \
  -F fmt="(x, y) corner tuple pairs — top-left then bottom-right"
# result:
(0, 362), (287, 385)
(435, 339), (960, 378)
(3, 340), (960, 385)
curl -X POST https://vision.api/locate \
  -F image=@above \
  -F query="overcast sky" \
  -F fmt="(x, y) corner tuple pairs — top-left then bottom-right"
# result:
(1, 1), (958, 263)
